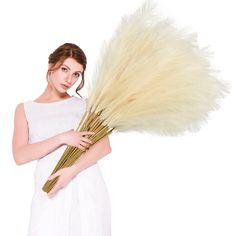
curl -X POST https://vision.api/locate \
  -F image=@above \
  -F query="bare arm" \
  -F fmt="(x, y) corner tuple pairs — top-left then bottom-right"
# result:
(12, 103), (63, 165)
(71, 135), (112, 175)
(47, 135), (112, 197)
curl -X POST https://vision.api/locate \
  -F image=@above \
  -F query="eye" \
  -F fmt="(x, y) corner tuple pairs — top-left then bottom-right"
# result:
(74, 73), (81, 78)
(61, 67), (68, 72)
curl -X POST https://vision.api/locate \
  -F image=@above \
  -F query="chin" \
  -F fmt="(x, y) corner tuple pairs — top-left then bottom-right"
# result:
(57, 88), (68, 94)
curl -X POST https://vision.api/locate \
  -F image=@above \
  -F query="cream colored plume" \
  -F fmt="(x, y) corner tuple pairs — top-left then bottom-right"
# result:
(42, 0), (230, 193)
(85, 0), (230, 136)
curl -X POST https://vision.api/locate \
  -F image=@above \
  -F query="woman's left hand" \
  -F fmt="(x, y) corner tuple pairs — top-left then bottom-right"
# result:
(47, 166), (76, 198)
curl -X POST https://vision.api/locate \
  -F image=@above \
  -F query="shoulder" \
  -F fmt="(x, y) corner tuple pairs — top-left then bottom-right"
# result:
(14, 101), (31, 118)
(14, 102), (24, 114)
(14, 102), (28, 123)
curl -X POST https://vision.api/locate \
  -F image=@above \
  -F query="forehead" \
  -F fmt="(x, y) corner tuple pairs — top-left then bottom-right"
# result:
(63, 57), (84, 71)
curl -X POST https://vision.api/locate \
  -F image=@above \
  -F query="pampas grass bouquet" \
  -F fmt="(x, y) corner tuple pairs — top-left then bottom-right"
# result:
(42, 0), (230, 193)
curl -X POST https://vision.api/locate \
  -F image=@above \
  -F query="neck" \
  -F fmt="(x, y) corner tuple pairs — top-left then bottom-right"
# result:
(38, 83), (70, 101)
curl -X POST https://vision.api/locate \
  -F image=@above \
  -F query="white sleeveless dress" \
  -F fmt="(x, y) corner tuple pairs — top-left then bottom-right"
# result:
(23, 96), (111, 236)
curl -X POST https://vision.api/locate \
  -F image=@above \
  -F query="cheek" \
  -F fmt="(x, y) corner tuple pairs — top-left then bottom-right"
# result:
(52, 71), (63, 82)
(74, 77), (79, 83)
(70, 77), (78, 85)
(74, 77), (81, 84)
(49, 74), (61, 87)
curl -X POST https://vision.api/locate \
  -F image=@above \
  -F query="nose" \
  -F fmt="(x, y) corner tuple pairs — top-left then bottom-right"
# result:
(65, 74), (73, 84)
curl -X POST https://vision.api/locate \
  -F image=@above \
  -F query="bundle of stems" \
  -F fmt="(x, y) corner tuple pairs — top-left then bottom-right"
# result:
(42, 0), (230, 193)
(42, 107), (114, 193)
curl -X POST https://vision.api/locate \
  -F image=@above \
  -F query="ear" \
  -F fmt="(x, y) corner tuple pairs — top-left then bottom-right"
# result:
(47, 64), (54, 80)
(48, 63), (53, 70)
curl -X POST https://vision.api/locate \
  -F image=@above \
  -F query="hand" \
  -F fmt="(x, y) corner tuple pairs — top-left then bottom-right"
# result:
(59, 129), (95, 151)
(47, 166), (77, 198)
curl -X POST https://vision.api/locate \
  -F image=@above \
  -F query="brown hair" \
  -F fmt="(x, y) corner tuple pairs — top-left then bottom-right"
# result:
(47, 43), (87, 98)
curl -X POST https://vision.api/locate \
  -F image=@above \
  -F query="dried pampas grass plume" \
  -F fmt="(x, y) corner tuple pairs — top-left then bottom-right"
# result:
(42, 0), (230, 193)
(86, 0), (229, 135)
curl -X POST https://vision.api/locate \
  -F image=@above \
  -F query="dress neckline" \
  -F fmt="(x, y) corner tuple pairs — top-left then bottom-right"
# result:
(31, 95), (76, 105)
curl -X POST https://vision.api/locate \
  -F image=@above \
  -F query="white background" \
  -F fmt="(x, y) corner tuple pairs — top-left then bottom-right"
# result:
(0, 0), (235, 235)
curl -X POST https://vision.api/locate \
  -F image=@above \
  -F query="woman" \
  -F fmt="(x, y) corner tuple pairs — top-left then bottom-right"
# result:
(12, 43), (112, 236)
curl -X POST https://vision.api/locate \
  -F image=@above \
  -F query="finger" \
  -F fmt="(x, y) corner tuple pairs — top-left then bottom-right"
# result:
(48, 182), (61, 197)
(81, 137), (93, 144)
(81, 131), (95, 136)
(48, 174), (56, 181)
(87, 131), (95, 134)
(48, 191), (55, 198)
(80, 140), (90, 147)
(48, 173), (58, 181)
(78, 144), (86, 151)
(48, 187), (56, 197)
(47, 170), (62, 181)
(48, 189), (57, 198)
(87, 138), (93, 144)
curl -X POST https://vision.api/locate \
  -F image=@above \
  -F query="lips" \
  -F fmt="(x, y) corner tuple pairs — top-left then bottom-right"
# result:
(61, 84), (70, 89)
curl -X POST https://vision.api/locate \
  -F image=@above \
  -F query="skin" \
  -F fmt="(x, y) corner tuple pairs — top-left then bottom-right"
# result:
(12, 57), (112, 198)
(41, 57), (84, 102)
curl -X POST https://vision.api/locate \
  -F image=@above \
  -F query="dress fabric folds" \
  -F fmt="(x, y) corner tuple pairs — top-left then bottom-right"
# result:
(24, 96), (111, 236)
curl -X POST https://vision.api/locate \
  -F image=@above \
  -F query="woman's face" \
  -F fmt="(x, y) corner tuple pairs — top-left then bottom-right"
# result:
(48, 57), (84, 93)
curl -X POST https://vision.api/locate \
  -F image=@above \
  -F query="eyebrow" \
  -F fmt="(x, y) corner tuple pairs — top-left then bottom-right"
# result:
(62, 64), (82, 74)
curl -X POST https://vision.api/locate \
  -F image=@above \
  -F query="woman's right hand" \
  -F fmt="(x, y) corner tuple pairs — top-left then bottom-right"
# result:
(59, 129), (95, 151)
